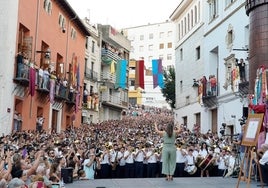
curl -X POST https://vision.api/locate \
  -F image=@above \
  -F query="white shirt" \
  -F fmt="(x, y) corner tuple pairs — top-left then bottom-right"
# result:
(146, 150), (157, 163)
(176, 148), (187, 163)
(259, 150), (268, 165)
(186, 154), (195, 165)
(124, 150), (134, 164)
(135, 150), (145, 162)
(199, 149), (208, 158)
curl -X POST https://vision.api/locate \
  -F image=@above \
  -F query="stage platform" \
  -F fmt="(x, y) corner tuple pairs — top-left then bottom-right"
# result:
(64, 177), (266, 188)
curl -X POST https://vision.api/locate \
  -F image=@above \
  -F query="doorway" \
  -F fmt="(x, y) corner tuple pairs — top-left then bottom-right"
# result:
(52, 109), (58, 133)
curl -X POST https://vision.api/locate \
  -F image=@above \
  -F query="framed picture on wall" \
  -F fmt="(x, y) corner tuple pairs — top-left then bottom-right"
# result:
(242, 113), (264, 146)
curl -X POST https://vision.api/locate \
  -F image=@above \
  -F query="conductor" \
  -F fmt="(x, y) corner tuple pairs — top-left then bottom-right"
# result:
(155, 122), (182, 181)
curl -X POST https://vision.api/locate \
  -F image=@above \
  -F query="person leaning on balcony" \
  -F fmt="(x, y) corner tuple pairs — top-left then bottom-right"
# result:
(38, 66), (44, 88)
(236, 58), (246, 82)
(42, 67), (50, 89)
(16, 52), (24, 78)
(209, 75), (217, 96)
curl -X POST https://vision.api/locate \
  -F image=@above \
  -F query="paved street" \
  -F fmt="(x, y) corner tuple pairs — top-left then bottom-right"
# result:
(64, 177), (266, 188)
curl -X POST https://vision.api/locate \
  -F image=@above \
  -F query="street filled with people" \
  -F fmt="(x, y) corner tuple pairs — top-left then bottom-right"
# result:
(0, 105), (267, 187)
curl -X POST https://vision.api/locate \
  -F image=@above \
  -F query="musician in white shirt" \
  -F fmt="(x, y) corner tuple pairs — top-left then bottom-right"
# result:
(124, 145), (135, 178)
(175, 145), (187, 177)
(259, 144), (268, 184)
(134, 143), (146, 178)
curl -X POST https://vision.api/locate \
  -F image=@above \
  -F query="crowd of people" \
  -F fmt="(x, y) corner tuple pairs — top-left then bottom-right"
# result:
(0, 105), (267, 187)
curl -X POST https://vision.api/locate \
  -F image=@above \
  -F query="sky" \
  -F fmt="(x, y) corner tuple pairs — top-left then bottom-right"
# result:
(66, 0), (181, 29)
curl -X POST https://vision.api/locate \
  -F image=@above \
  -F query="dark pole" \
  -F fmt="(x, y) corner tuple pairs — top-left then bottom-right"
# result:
(245, 0), (268, 94)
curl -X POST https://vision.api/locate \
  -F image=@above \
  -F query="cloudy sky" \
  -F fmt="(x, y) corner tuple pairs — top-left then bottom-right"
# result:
(66, 0), (180, 29)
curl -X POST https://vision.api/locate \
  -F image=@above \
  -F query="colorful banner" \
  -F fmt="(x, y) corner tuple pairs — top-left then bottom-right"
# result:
(135, 60), (145, 89)
(115, 59), (128, 89)
(152, 59), (164, 89)
(110, 60), (115, 74)
(29, 67), (36, 96)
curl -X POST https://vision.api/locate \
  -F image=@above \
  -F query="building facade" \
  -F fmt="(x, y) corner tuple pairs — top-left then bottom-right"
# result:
(98, 25), (130, 121)
(0, 0), (90, 134)
(82, 19), (101, 124)
(123, 22), (176, 108)
(171, 0), (249, 135)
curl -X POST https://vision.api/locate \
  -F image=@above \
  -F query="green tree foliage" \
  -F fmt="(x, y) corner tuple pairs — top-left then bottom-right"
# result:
(161, 67), (175, 109)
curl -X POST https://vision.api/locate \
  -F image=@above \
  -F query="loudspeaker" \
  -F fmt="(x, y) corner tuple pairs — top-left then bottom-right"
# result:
(243, 107), (248, 118)
(61, 167), (73, 184)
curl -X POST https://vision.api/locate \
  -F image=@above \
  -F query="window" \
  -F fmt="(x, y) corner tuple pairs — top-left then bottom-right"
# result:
(178, 24), (181, 39)
(208, 0), (218, 21)
(140, 35), (144, 40)
(159, 32), (164, 38)
(85, 37), (89, 49)
(148, 56), (153, 63)
(70, 27), (77, 39)
(191, 10), (194, 27)
(167, 42), (172, 48)
(130, 80), (135, 86)
(225, 0), (235, 7)
(43, 0), (52, 14)
(196, 46), (200, 60)
(148, 45), (153, 51)
(180, 48), (183, 60)
(159, 43), (164, 49)
(167, 31), (172, 37)
(167, 54), (172, 60)
(92, 41), (95, 53)
(149, 33), (153, 39)
(227, 30), (233, 45)
(187, 13), (190, 31)
(186, 96), (190, 105)
(139, 46), (144, 52)
(58, 13), (65, 28)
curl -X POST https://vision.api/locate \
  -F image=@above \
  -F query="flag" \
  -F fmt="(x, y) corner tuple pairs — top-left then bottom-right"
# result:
(115, 59), (128, 89)
(135, 60), (145, 89)
(71, 54), (77, 86)
(110, 60), (115, 74)
(29, 67), (36, 96)
(152, 59), (164, 89)
(76, 63), (80, 90)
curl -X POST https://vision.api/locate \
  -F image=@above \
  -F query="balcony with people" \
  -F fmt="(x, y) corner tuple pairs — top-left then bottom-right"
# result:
(200, 75), (218, 108)
(82, 91), (99, 111)
(101, 42), (122, 66)
(236, 58), (249, 96)
(13, 52), (30, 86)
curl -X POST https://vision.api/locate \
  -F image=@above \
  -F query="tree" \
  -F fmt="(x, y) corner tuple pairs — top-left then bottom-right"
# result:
(161, 67), (175, 109)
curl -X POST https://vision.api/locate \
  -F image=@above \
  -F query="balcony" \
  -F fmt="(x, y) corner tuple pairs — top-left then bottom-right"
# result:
(238, 81), (249, 96)
(101, 49), (121, 65)
(202, 81), (218, 108)
(100, 72), (116, 83)
(84, 68), (98, 82)
(100, 92), (128, 109)
(82, 93), (99, 111)
(13, 63), (30, 86)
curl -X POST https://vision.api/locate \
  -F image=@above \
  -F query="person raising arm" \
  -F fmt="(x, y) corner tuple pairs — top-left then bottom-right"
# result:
(154, 122), (182, 181)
